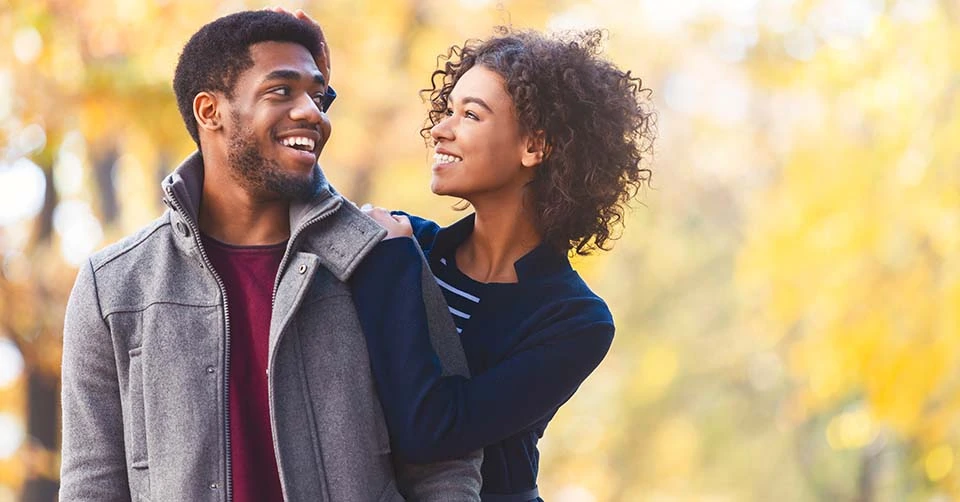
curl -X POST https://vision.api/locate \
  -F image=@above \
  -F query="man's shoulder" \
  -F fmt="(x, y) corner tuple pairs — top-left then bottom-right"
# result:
(81, 212), (221, 316)
(88, 213), (171, 274)
(299, 199), (387, 282)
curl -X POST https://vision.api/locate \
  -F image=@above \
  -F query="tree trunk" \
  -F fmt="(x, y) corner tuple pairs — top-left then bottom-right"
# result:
(20, 371), (60, 502)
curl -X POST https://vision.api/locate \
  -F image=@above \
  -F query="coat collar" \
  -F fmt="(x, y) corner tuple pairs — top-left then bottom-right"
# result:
(160, 151), (339, 232)
(159, 151), (384, 282)
(430, 213), (572, 282)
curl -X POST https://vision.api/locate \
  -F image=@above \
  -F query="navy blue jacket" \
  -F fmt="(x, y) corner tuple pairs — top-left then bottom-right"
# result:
(352, 214), (614, 499)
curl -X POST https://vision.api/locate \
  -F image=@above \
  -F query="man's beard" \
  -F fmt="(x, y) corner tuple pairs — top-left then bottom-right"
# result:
(227, 121), (321, 203)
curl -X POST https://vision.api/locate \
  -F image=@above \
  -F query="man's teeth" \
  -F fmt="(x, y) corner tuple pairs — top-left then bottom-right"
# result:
(433, 152), (462, 164)
(280, 137), (316, 151)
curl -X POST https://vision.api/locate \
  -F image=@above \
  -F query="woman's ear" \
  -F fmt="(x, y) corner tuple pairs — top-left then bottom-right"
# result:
(521, 130), (549, 168)
(193, 92), (223, 133)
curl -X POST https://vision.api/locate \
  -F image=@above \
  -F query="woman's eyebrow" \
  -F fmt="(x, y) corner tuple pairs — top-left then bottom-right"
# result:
(452, 96), (494, 114)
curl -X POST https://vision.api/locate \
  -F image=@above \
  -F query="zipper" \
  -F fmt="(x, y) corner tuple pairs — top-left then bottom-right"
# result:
(164, 185), (235, 502)
(266, 196), (342, 500)
(270, 196), (342, 309)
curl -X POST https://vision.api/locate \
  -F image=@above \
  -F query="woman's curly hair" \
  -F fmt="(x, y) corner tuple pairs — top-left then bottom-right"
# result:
(422, 28), (656, 255)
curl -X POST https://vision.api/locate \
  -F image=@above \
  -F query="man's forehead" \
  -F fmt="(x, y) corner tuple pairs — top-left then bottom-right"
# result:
(248, 40), (329, 76)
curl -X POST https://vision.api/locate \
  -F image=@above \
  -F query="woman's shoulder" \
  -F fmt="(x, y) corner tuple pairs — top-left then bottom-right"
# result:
(509, 269), (613, 329)
(538, 267), (605, 300)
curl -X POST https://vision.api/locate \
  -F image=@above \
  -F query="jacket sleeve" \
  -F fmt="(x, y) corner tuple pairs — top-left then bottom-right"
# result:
(351, 238), (614, 465)
(351, 238), (482, 500)
(60, 259), (131, 501)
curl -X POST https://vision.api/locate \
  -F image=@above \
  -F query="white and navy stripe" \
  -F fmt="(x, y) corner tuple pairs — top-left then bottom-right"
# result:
(434, 256), (481, 334)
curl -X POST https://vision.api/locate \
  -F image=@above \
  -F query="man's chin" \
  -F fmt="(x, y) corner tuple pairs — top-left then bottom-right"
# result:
(265, 169), (322, 202)
(228, 140), (322, 202)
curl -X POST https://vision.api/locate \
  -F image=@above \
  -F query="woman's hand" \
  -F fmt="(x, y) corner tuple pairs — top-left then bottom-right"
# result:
(268, 7), (330, 77)
(270, 7), (322, 34)
(361, 204), (413, 240)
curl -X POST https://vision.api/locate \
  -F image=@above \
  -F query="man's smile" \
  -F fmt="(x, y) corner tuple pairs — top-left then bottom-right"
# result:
(275, 128), (323, 165)
(279, 136), (316, 151)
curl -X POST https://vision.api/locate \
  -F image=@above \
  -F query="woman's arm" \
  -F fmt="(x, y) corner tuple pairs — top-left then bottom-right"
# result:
(351, 238), (613, 464)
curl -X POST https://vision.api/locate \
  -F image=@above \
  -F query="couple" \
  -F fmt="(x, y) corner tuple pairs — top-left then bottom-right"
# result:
(59, 9), (653, 502)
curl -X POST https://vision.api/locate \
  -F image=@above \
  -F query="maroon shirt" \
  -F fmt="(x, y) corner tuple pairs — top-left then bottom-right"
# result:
(202, 235), (286, 502)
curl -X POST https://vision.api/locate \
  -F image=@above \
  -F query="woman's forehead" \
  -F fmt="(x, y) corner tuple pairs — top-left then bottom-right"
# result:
(451, 66), (509, 104)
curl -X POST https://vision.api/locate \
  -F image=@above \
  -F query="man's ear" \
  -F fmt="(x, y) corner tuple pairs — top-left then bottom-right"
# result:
(193, 92), (223, 133)
(521, 130), (549, 168)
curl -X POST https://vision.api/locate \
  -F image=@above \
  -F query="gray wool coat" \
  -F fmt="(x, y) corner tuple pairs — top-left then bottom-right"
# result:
(59, 152), (482, 502)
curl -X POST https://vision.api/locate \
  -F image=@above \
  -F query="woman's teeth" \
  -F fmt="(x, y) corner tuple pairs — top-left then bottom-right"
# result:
(434, 153), (462, 164)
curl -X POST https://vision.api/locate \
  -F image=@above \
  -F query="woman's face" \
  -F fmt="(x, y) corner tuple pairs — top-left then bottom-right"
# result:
(428, 65), (536, 202)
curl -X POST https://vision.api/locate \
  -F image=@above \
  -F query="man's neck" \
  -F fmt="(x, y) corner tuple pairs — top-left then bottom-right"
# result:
(198, 164), (291, 246)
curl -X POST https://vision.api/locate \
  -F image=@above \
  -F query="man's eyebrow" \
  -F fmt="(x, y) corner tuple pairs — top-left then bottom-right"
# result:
(452, 96), (494, 114)
(262, 69), (327, 87)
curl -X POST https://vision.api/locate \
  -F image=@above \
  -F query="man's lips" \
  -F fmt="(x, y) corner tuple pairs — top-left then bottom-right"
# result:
(276, 129), (322, 156)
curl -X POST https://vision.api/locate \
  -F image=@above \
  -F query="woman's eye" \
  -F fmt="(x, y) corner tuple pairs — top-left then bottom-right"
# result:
(465, 111), (479, 120)
(444, 108), (454, 117)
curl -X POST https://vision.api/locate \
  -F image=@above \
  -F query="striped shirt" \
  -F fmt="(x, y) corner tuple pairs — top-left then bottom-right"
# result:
(433, 256), (481, 334)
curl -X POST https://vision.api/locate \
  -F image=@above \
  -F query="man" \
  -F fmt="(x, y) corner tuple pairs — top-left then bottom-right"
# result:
(59, 10), (481, 502)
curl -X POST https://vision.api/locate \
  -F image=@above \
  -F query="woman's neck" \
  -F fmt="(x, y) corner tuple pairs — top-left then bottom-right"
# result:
(456, 196), (541, 284)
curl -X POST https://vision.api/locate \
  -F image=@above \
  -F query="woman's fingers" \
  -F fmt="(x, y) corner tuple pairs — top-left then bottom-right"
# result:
(360, 205), (413, 239)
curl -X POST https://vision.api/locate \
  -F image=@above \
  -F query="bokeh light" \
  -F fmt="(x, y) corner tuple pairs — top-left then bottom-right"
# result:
(53, 200), (104, 266)
(926, 445), (954, 483)
(0, 414), (24, 460)
(0, 339), (24, 389)
(12, 28), (42, 64)
(0, 158), (46, 227)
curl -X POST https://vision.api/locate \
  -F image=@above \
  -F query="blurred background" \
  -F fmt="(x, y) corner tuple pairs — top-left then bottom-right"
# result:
(1, 0), (959, 500)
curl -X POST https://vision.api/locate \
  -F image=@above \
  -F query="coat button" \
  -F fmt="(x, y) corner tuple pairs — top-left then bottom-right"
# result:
(298, 264), (307, 274)
(175, 220), (190, 237)
(205, 366), (215, 374)
(209, 483), (219, 490)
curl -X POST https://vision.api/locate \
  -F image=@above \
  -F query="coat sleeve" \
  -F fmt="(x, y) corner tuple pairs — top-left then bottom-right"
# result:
(59, 259), (131, 501)
(352, 238), (614, 465)
(351, 238), (482, 500)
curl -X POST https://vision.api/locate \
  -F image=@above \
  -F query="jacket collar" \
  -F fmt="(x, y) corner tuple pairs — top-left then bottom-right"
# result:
(160, 151), (339, 232)
(431, 213), (572, 282)
(159, 151), (385, 282)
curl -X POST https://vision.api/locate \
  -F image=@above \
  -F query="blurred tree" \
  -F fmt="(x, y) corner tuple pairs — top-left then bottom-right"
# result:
(737, 3), (960, 500)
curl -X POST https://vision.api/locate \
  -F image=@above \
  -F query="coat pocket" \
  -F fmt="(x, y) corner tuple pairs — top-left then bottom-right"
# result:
(128, 347), (149, 470)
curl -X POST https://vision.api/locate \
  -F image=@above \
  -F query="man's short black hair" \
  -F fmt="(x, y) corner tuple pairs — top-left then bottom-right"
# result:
(173, 10), (324, 147)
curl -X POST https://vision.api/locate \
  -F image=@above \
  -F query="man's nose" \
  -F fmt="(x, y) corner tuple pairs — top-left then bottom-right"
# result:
(290, 93), (323, 124)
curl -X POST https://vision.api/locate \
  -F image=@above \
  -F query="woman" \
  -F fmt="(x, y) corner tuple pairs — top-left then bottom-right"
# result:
(350, 27), (655, 501)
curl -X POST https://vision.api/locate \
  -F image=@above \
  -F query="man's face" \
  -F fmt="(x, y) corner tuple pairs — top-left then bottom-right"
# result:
(221, 41), (332, 201)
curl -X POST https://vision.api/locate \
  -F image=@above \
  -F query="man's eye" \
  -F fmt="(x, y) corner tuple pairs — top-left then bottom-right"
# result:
(312, 94), (324, 105)
(271, 87), (290, 96)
